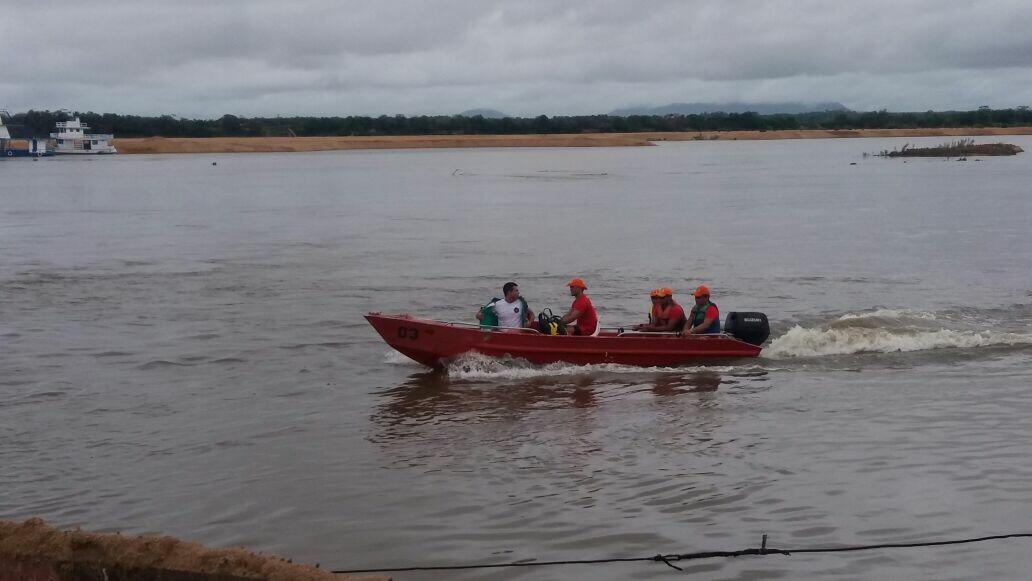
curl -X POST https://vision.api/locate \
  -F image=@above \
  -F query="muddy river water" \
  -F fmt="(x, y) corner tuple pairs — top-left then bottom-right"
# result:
(2, 138), (1032, 579)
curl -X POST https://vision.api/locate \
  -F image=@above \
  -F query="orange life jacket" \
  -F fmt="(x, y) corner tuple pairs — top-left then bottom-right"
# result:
(651, 302), (685, 330)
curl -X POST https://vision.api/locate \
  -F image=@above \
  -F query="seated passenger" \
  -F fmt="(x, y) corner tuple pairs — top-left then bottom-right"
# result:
(644, 288), (661, 324)
(476, 281), (534, 329)
(559, 278), (598, 336)
(685, 285), (720, 335)
(635, 287), (686, 332)
(635, 288), (660, 330)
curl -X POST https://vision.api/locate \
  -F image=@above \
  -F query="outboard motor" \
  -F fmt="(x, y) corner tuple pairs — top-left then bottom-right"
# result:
(723, 312), (770, 346)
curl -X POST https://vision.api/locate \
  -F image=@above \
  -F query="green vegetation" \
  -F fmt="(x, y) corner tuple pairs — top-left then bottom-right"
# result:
(5, 106), (1032, 139)
(879, 139), (1024, 157)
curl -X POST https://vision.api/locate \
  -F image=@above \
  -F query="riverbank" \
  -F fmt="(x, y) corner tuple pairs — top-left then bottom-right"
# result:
(0, 519), (383, 581)
(112, 126), (1032, 154)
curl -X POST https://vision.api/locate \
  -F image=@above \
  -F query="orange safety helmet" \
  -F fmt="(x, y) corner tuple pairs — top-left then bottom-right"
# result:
(658, 287), (673, 298)
(649, 288), (661, 298)
(692, 284), (711, 297)
(566, 278), (587, 289)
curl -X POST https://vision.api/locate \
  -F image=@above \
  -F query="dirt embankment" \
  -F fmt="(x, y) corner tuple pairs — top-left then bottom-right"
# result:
(111, 127), (1032, 154)
(114, 133), (654, 153)
(0, 518), (383, 581)
(640, 127), (1032, 142)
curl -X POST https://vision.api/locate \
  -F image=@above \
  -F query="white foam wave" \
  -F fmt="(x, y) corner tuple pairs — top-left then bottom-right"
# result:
(836, 309), (937, 321)
(446, 352), (758, 380)
(766, 325), (1032, 358)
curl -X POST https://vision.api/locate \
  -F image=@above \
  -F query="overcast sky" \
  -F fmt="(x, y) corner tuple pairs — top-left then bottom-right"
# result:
(4, 0), (1032, 118)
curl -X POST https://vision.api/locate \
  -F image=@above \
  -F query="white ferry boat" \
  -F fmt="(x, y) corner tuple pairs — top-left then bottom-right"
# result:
(50, 118), (116, 154)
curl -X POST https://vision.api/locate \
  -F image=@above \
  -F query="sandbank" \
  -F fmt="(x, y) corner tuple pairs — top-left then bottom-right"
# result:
(112, 127), (1032, 154)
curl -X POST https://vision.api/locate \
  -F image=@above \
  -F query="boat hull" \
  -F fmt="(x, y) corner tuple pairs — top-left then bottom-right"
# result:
(2, 149), (53, 158)
(366, 313), (762, 368)
(52, 148), (117, 155)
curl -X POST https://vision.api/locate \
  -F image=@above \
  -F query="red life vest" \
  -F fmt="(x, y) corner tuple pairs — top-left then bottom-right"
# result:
(651, 302), (685, 330)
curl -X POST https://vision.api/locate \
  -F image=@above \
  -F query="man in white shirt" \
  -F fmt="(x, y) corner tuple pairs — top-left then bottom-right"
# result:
(475, 281), (535, 329)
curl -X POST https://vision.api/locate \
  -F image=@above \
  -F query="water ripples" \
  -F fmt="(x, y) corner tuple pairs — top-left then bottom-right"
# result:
(4, 146), (1032, 579)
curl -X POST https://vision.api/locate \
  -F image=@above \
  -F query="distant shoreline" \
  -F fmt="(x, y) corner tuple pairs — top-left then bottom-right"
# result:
(112, 127), (1032, 154)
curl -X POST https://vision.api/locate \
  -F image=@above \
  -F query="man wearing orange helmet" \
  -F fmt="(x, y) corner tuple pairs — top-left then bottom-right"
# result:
(635, 287), (686, 332)
(685, 285), (720, 335)
(559, 278), (597, 336)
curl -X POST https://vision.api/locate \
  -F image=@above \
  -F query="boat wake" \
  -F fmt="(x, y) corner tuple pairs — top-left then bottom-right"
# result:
(382, 349), (765, 378)
(382, 308), (1032, 373)
(445, 352), (762, 380)
(766, 309), (1032, 358)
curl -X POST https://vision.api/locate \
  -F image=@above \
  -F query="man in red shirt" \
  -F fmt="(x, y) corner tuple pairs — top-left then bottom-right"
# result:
(635, 287), (686, 332)
(685, 285), (721, 334)
(559, 278), (598, 336)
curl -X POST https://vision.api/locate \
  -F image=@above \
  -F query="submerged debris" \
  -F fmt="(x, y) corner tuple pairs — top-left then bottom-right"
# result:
(878, 139), (1023, 158)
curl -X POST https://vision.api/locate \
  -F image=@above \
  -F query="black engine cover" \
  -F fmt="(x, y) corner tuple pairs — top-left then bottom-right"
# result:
(723, 312), (770, 346)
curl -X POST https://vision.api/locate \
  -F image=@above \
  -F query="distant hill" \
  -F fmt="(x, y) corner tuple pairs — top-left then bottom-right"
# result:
(610, 102), (848, 116)
(458, 108), (508, 119)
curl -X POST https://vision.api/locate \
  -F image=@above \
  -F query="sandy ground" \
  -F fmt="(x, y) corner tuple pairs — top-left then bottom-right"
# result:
(111, 127), (1032, 154)
(113, 133), (653, 153)
(0, 518), (384, 581)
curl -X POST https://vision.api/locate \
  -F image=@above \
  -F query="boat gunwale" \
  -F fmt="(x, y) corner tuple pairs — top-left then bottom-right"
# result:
(369, 312), (744, 342)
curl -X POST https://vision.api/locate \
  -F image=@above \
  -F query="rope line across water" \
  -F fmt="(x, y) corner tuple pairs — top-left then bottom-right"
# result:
(330, 532), (1032, 575)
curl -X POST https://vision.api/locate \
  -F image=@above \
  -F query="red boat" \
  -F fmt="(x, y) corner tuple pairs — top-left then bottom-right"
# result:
(366, 312), (770, 368)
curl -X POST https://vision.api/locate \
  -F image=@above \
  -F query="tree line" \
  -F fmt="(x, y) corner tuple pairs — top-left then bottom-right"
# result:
(6, 106), (1032, 139)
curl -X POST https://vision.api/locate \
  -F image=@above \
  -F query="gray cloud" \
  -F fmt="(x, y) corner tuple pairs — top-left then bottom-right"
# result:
(2, 0), (1030, 116)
